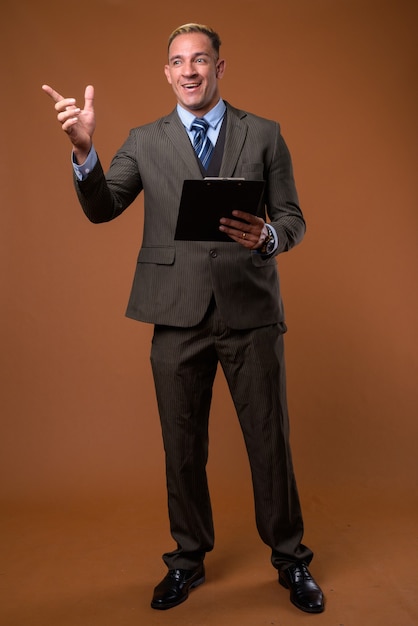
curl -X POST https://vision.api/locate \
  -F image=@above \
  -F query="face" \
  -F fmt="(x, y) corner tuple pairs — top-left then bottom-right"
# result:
(164, 32), (225, 116)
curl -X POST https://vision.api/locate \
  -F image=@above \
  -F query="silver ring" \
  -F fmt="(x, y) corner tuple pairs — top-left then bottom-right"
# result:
(242, 232), (247, 239)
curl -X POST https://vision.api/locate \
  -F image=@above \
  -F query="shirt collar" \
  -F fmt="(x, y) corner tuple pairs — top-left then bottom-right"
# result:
(177, 99), (226, 131)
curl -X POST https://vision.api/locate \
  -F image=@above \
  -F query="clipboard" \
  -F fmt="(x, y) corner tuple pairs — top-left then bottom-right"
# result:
(174, 178), (265, 242)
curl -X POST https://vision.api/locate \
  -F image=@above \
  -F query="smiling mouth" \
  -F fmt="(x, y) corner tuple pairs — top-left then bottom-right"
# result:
(183, 82), (201, 89)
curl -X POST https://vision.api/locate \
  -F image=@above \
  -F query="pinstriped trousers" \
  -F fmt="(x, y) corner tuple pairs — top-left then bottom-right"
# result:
(150, 299), (313, 572)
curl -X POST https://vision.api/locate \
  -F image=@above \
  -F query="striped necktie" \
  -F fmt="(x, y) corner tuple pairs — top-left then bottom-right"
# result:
(191, 118), (214, 169)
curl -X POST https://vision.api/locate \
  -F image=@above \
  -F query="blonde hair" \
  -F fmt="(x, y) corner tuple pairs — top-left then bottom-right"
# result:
(168, 23), (221, 59)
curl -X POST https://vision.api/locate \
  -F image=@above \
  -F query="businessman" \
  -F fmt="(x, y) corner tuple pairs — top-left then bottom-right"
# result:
(43, 22), (324, 614)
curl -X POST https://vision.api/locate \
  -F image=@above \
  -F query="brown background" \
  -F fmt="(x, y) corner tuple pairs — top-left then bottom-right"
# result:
(1, 0), (416, 503)
(1, 1), (417, 624)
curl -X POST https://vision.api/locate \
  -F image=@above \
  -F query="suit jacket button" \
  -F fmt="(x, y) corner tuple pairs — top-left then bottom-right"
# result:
(209, 249), (218, 258)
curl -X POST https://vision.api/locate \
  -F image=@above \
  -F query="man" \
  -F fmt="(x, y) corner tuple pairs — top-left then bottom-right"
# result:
(42, 23), (324, 614)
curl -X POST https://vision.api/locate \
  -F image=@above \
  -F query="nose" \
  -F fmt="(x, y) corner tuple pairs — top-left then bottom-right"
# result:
(182, 61), (197, 77)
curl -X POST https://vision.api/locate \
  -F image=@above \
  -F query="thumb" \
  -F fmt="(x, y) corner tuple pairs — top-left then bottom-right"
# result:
(84, 85), (95, 112)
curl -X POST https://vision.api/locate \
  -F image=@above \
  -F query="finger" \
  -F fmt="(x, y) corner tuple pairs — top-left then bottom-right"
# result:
(220, 217), (256, 234)
(231, 210), (262, 224)
(84, 84), (95, 112)
(62, 118), (78, 134)
(220, 224), (253, 242)
(57, 108), (80, 126)
(41, 84), (65, 103)
(43, 84), (81, 116)
(236, 233), (255, 248)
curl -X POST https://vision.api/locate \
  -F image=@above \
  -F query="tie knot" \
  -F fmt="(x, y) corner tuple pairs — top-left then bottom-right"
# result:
(191, 118), (209, 133)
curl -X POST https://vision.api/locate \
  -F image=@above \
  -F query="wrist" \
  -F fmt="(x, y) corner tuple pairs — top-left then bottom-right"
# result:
(73, 143), (92, 166)
(259, 224), (275, 255)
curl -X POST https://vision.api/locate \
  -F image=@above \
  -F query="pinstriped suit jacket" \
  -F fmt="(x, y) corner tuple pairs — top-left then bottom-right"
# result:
(75, 102), (305, 329)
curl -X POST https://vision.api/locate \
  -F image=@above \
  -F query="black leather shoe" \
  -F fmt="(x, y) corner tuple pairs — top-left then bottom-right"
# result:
(151, 564), (205, 610)
(279, 562), (324, 613)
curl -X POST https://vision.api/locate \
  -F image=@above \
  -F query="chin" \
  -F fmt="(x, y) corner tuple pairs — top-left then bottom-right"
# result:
(182, 103), (204, 114)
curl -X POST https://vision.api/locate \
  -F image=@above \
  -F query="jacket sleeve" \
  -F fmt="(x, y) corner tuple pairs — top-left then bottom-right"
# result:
(266, 124), (306, 255)
(74, 130), (143, 224)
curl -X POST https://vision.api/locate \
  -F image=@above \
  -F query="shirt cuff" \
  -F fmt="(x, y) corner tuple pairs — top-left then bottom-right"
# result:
(72, 146), (98, 181)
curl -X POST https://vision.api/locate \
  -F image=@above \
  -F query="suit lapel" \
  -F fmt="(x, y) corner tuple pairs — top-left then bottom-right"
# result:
(163, 110), (202, 177)
(162, 104), (248, 178)
(219, 103), (248, 178)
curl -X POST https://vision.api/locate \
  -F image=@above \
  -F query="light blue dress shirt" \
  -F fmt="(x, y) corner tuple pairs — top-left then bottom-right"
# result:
(177, 98), (226, 147)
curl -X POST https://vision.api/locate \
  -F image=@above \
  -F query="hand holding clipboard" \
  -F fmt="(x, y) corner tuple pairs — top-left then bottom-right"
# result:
(174, 178), (265, 242)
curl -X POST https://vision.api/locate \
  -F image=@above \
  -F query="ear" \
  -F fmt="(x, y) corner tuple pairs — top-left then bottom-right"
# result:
(164, 65), (172, 84)
(216, 59), (226, 79)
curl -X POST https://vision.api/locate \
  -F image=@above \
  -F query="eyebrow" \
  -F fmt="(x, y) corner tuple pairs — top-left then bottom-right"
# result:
(169, 51), (211, 63)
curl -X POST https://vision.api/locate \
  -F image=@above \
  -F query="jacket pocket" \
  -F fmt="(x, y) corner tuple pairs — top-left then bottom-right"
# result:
(250, 250), (277, 267)
(137, 246), (175, 265)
